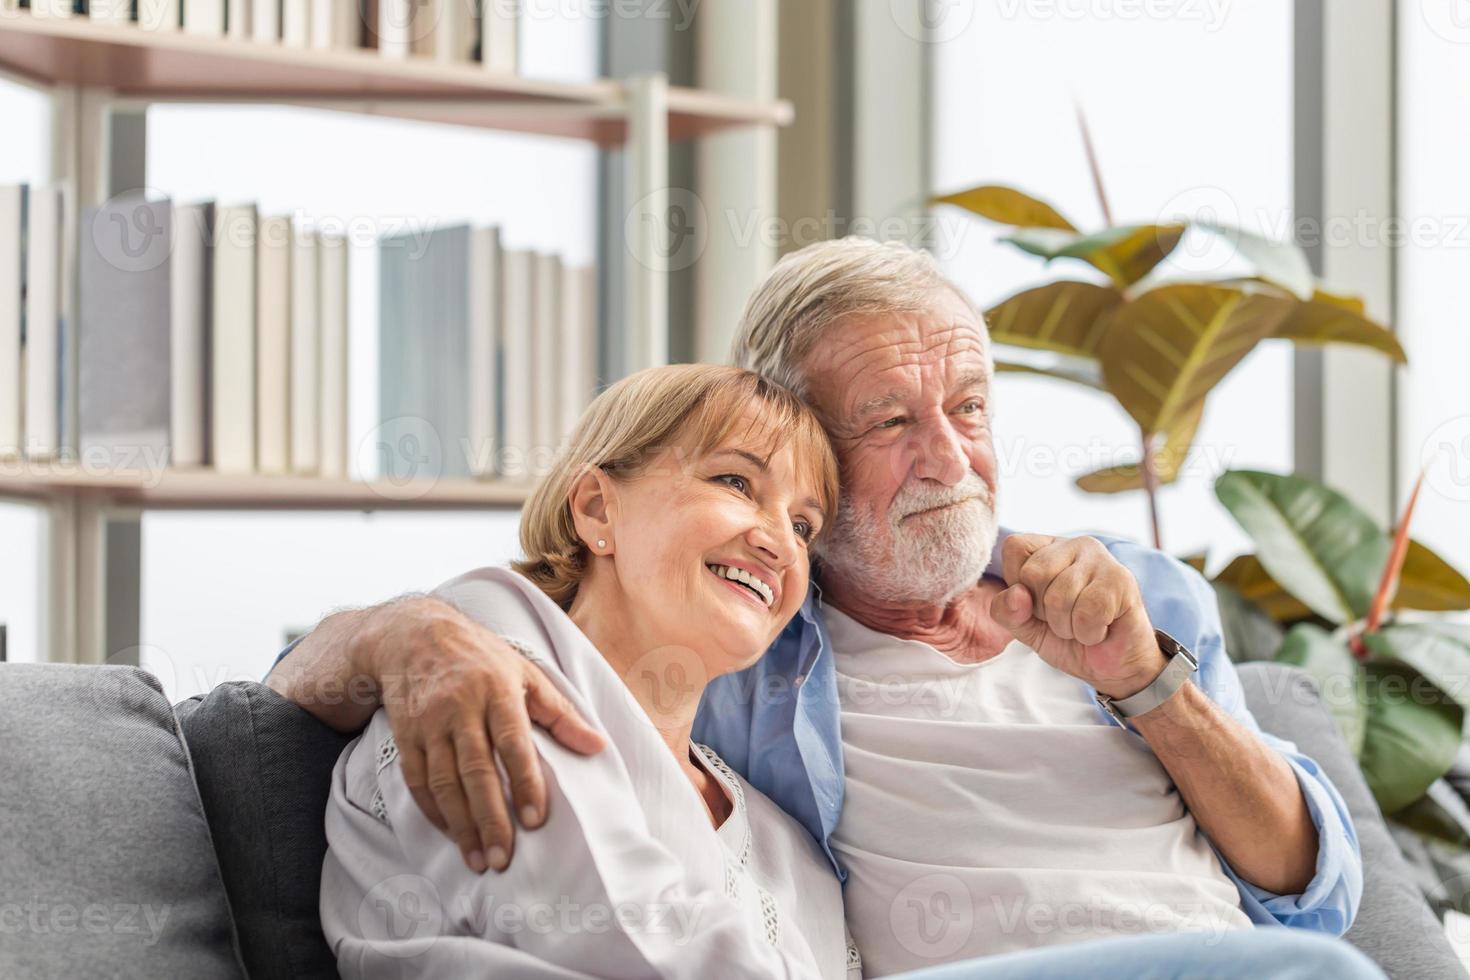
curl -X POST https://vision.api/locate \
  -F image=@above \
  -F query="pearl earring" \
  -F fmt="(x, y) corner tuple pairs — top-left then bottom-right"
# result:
(596, 539), (607, 550)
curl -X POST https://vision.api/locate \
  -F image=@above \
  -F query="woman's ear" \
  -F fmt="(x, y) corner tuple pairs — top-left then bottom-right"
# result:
(568, 466), (616, 556)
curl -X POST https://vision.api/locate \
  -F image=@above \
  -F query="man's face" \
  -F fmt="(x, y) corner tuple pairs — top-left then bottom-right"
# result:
(801, 287), (1000, 605)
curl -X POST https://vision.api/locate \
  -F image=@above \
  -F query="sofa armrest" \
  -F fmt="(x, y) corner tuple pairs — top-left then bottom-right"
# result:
(1237, 661), (1467, 979)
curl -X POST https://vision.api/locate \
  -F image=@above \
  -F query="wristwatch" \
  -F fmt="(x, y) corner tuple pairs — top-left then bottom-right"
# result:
(1095, 629), (1199, 725)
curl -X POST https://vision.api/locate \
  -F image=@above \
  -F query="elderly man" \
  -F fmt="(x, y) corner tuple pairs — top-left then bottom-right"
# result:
(270, 238), (1368, 976)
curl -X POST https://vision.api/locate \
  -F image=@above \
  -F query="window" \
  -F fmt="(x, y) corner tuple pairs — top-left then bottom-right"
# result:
(1397, 5), (1470, 579)
(930, 3), (1293, 563)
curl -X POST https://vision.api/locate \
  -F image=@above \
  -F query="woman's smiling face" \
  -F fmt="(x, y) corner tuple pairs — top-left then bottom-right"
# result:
(583, 410), (827, 675)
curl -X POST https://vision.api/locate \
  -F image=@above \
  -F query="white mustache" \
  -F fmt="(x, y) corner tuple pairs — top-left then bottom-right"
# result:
(892, 475), (992, 522)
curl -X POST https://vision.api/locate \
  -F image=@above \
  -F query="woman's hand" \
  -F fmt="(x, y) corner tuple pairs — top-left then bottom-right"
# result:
(268, 595), (606, 872)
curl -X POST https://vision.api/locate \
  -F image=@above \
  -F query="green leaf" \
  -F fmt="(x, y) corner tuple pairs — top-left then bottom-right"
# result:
(1398, 541), (1470, 612)
(1098, 284), (1295, 435)
(930, 185), (1077, 230)
(1273, 289), (1407, 363)
(1000, 224), (1187, 288)
(1213, 580), (1286, 665)
(1362, 624), (1470, 709)
(1212, 553), (1316, 624)
(984, 280), (1124, 359)
(1276, 623), (1366, 756)
(1214, 470), (1390, 624)
(1359, 659), (1464, 815)
(1196, 222), (1314, 299)
(1075, 401), (1204, 494)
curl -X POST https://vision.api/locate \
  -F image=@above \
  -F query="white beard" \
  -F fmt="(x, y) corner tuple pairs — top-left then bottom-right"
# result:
(816, 472), (999, 606)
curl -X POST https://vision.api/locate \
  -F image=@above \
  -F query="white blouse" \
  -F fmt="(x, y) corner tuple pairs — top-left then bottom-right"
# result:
(320, 566), (858, 980)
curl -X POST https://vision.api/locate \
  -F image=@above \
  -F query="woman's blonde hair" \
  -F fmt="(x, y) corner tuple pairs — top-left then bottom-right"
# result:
(513, 364), (839, 607)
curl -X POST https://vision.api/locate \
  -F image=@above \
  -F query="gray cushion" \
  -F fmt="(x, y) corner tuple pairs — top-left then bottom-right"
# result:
(175, 681), (353, 980)
(0, 663), (246, 980)
(1238, 661), (1468, 980)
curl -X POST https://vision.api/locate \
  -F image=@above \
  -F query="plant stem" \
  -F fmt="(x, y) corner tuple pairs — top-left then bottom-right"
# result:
(1140, 430), (1163, 550)
(1074, 102), (1115, 227)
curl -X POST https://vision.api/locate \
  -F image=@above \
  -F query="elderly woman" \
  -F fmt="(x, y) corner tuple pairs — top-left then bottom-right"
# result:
(320, 364), (855, 978)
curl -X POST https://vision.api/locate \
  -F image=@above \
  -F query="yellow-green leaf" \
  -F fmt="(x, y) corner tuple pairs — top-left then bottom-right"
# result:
(1098, 284), (1295, 435)
(1275, 289), (1407, 363)
(1397, 541), (1470, 611)
(984, 280), (1123, 359)
(930, 184), (1076, 230)
(1001, 224), (1187, 288)
(1213, 553), (1316, 624)
(1074, 400), (1204, 494)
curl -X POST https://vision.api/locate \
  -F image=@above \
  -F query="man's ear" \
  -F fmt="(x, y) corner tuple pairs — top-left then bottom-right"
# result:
(568, 466), (616, 555)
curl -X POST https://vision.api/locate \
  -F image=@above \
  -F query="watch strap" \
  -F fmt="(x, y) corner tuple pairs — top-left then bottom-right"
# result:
(1096, 629), (1199, 724)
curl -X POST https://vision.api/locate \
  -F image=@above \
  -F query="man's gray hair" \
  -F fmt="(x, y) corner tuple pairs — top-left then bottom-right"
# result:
(730, 237), (980, 397)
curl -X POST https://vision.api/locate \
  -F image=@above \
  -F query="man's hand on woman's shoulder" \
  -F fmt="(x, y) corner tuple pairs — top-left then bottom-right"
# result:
(266, 594), (606, 874)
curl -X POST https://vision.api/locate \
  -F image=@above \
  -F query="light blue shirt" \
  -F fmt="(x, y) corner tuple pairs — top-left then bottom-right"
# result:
(691, 528), (1364, 936)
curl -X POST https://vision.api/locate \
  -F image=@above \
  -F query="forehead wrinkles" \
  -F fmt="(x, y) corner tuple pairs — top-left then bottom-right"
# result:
(820, 321), (987, 419)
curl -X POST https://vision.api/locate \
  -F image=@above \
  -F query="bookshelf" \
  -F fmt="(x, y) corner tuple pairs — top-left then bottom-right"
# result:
(0, 11), (793, 665)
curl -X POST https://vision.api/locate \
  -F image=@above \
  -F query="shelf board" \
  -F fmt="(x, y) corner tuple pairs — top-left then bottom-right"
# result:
(0, 463), (530, 510)
(0, 14), (793, 143)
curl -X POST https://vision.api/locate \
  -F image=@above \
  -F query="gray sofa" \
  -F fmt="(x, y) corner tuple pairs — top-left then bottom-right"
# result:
(0, 660), (1464, 979)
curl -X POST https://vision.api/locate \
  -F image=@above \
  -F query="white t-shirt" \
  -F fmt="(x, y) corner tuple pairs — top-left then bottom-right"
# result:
(825, 605), (1252, 977)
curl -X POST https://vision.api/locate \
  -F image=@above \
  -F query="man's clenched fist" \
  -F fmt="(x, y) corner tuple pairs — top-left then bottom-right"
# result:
(988, 533), (1168, 701)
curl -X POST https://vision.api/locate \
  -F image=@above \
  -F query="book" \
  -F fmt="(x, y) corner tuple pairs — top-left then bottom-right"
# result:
(282, 0), (308, 46)
(226, 0), (250, 37)
(317, 232), (348, 479)
(171, 202), (214, 468)
(377, 0), (410, 58)
(559, 263), (596, 443)
(139, 0), (181, 31)
(23, 185), (63, 460)
(480, 0), (517, 73)
(183, 0), (225, 34)
(378, 226), (469, 481)
(310, 0), (357, 49)
(255, 214), (291, 474)
(78, 195), (174, 471)
(466, 226), (500, 477)
(412, 0), (474, 63)
(252, 0), (279, 39)
(289, 224), (318, 474)
(211, 205), (257, 474)
(498, 247), (532, 477)
(88, 0), (133, 23)
(531, 252), (560, 461)
(0, 185), (22, 458)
